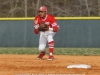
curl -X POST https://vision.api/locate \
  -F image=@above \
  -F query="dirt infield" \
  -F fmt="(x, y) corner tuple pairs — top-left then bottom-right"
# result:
(0, 54), (100, 75)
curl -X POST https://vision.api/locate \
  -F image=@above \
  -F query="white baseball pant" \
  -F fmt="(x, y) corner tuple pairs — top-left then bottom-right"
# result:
(38, 31), (55, 51)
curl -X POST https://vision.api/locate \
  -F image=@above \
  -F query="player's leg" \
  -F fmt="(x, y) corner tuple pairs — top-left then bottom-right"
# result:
(37, 32), (47, 59)
(47, 31), (56, 60)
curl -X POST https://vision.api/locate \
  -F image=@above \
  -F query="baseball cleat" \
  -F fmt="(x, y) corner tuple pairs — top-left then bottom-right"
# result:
(47, 55), (54, 60)
(37, 51), (45, 60)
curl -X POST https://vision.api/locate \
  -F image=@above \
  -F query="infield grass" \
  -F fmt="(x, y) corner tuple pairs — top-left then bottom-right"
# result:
(0, 47), (100, 55)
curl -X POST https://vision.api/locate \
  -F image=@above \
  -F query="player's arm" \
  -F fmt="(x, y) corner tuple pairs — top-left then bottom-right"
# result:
(50, 16), (59, 32)
(34, 18), (39, 34)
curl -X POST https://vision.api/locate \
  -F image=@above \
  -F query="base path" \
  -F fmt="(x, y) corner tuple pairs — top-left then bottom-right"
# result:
(0, 54), (100, 75)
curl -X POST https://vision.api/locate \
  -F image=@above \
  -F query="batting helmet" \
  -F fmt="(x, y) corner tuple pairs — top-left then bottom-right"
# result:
(39, 6), (47, 12)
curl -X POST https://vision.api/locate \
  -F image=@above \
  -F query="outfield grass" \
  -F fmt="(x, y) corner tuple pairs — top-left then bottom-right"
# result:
(0, 47), (100, 55)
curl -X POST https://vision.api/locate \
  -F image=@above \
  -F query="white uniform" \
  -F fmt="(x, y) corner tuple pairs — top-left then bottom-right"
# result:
(34, 14), (58, 52)
(39, 31), (55, 51)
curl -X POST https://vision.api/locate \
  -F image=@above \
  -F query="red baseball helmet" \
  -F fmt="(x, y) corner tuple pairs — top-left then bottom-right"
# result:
(39, 6), (47, 12)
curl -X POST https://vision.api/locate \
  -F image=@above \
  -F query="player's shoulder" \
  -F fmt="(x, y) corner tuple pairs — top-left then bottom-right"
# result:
(34, 15), (40, 19)
(47, 14), (55, 20)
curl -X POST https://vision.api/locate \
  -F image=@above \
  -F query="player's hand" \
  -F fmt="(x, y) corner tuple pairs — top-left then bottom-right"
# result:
(34, 25), (39, 29)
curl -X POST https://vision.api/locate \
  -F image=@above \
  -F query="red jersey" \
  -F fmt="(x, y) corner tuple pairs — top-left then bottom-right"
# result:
(34, 14), (58, 28)
(34, 14), (58, 32)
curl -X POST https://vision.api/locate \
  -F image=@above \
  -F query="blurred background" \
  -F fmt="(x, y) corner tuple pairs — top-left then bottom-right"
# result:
(0, 0), (100, 48)
(0, 0), (99, 17)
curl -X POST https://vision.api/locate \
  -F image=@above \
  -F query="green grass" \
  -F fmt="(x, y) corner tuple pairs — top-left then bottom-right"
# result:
(0, 47), (100, 55)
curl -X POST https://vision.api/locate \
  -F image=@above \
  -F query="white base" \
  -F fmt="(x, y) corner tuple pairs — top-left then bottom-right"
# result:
(67, 64), (91, 69)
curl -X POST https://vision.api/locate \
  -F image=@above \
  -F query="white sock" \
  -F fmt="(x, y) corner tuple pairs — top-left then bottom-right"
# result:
(50, 53), (53, 56)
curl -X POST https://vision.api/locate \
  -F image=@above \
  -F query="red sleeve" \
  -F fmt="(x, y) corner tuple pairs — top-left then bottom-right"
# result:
(34, 16), (39, 34)
(53, 26), (59, 32)
(34, 29), (39, 34)
(50, 16), (59, 32)
(34, 16), (39, 25)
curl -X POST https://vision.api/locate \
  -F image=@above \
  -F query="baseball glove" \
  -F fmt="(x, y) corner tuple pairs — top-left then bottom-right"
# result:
(38, 22), (49, 31)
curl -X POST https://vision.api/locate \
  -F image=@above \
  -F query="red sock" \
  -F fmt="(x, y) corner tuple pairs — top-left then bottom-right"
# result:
(48, 41), (54, 55)
(40, 50), (45, 53)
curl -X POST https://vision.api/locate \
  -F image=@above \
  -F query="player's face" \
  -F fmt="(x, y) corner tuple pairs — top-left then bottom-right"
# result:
(39, 11), (46, 18)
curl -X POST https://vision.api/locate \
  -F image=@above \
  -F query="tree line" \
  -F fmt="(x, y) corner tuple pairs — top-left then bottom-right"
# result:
(0, 0), (99, 17)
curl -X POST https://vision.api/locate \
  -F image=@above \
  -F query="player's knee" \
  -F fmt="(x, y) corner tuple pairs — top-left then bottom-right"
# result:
(47, 36), (53, 42)
(38, 45), (45, 51)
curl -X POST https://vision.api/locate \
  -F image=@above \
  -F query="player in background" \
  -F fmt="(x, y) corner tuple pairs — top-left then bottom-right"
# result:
(34, 6), (59, 60)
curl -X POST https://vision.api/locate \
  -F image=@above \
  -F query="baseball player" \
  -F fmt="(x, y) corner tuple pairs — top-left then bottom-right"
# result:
(34, 6), (59, 60)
